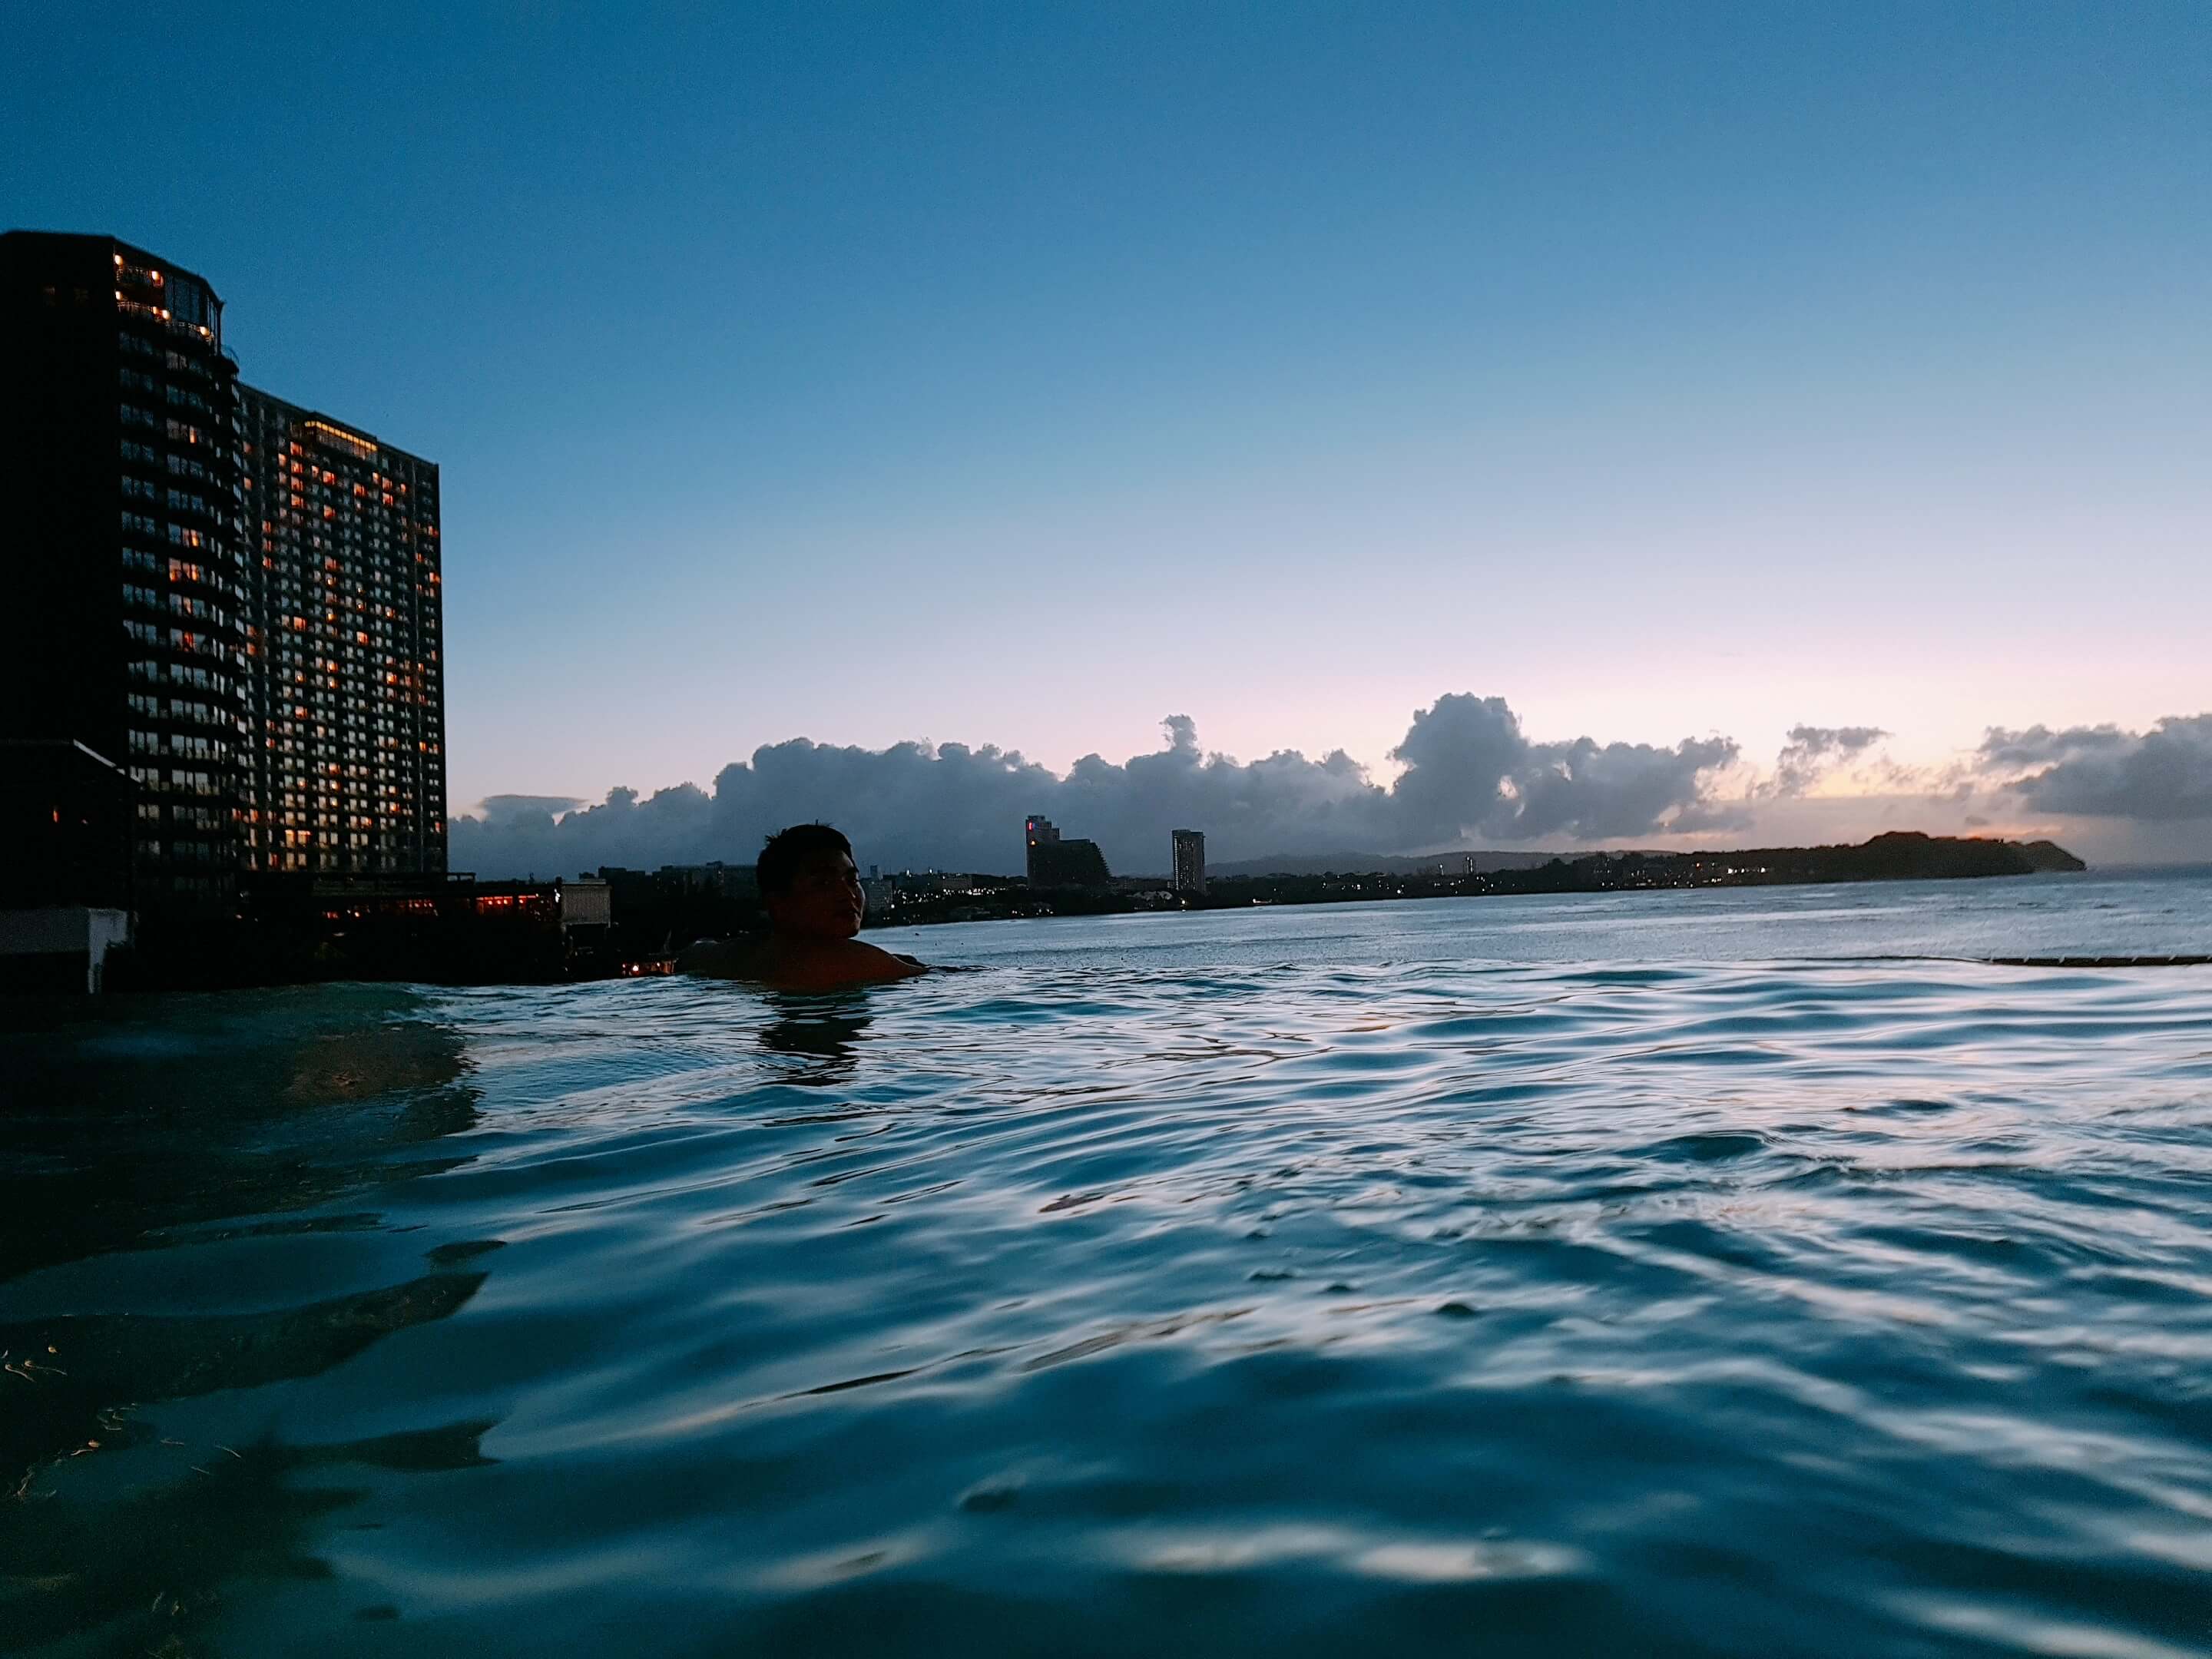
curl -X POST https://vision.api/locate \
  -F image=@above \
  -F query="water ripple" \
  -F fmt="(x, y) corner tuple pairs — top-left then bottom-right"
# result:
(3, 884), (2210, 1655)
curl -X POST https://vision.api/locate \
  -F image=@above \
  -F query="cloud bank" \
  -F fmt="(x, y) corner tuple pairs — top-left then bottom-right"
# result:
(449, 700), (2212, 879)
(1979, 714), (2212, 822)
(449, 693), (1739, 877)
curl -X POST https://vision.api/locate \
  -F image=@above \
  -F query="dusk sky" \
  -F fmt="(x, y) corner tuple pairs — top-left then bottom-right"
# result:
(9, 4), (2207, 869)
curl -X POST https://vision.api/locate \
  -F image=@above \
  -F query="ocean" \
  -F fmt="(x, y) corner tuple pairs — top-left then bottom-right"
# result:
(5, 869), (2210, 1657)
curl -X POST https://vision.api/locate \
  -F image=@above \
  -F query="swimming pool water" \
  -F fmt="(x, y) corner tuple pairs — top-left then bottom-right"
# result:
(5, 874), (2210, 1656)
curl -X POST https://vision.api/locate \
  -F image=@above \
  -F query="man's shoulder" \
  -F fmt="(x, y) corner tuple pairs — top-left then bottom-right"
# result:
(841, 938), (928, 978)
(680, 933), (923, 988)
(677, 935), (770, 979)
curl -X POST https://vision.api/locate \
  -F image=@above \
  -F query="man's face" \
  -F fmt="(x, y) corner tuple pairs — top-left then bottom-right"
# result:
(767, 849), (865, 940)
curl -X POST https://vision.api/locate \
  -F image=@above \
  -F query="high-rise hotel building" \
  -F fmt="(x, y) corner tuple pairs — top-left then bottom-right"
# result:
(1, 232), (249, 909)
(1171, 828), (1207, 894)
(237, 390), (445, 876)
(1, 229), (446, 911)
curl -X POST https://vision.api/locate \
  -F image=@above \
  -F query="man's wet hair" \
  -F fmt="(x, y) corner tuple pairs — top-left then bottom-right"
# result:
(757, 823), (854, 898)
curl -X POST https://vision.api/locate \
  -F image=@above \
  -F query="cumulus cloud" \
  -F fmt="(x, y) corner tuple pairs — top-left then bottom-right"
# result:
(448, 694), (1740, 878)
(1387, 694), (1738, 843)
(1514, 733), (1743, 839)
(1979, 714), (2212, 821)
(1767, 725), (1890, 796)
(1976, 724), (2132, 771)
(474, 793), (586, 823)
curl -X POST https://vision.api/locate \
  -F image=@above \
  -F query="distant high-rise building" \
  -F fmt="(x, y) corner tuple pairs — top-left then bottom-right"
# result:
(1024, 814), (1060, 884)
(0, 231), (247, 911)
(1171, 828), (1207, 893)
(1024, 814), (1111, 889)
(237, 389), (445, 875)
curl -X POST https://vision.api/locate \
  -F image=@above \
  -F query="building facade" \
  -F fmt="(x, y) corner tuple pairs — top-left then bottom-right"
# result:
(1024, 815), (1112, 888)
(1171, 828), (1207, 893)
(2, 229), (449, 913)
(1024, 814), (1060, 884)
(1, 231), (248, 911)
(238, 389), (445, 875)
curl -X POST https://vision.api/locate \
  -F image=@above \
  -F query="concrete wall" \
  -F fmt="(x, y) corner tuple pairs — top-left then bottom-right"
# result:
(0, 906), (132, 992)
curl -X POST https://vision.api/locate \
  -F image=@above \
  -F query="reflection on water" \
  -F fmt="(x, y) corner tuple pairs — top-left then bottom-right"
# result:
(2, 1273), (488, 1654)
(2, 879), (2210, 1657)
(757, 992), (876, 1085)
(2, 1272), (487, 1485)
(0, 988), (479, 1283)
(0, 988), (492, 1656)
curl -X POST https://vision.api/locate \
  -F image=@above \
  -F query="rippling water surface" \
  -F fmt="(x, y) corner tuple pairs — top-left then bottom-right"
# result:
(5, 874), (2211, 1657)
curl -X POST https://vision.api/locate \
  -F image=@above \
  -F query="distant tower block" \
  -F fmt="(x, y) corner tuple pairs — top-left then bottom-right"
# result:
(1171, 829), (1207, 894)
(1024, 814), (1060, 885)
(1025, 814), (1111, 889)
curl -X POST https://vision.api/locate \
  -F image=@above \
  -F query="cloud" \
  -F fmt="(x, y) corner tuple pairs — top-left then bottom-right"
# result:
(1387, 694), (1738, 843)
(449, 694), (1741, 878)
(473, 793), (585, 823)
(1768, 725), (1890, 796)
(1512, 733), (1743, 839)
(1976, 724), (2131, 770)
(1979, 714), (2212, 821)
(1385, 695), (1534, 845)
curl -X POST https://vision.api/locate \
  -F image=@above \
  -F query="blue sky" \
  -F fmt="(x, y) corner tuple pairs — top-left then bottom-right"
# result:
(8, 3), (2208, 859)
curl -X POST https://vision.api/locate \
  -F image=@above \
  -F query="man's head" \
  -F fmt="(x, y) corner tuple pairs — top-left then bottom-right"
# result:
(757, 823), (864, 939)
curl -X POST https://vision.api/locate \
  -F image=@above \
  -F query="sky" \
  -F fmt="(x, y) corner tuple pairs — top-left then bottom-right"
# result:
(7, 3), (2208, 873)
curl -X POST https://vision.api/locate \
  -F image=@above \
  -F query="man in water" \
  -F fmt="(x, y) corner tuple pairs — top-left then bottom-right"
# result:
(678, 823), (926, 990)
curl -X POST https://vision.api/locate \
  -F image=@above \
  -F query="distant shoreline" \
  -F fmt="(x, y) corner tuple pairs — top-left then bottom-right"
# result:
(866, 832), (2086, 929)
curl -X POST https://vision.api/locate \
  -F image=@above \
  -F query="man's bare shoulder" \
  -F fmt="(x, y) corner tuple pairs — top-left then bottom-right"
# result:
(680, 934), (925, 989)
(765, 938), (920, 986)
(762, 939), (927, 991)
(677, 936), (770, 979)
(845, 939), (929, 979)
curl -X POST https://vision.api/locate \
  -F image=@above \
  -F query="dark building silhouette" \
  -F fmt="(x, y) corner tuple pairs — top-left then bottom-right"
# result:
(0, 740), (135, 911)
(1024, 814), (1111, 888)
(238, 389), (445, 875)
(0, 740), (137, 990)
(1024, 813), (1058, 880)
(0, 230), (449, 927)
(1171, 828), (1207, 893)
(1, 231), (247, 912)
